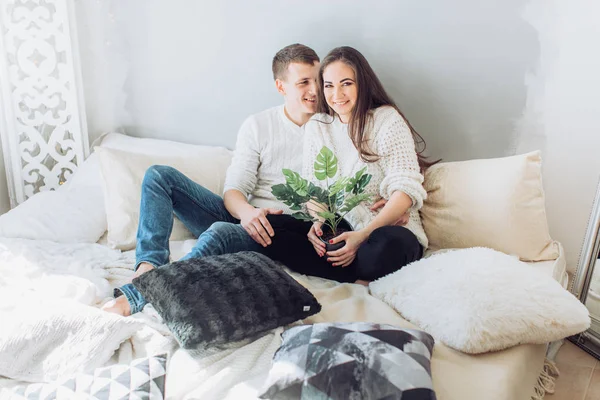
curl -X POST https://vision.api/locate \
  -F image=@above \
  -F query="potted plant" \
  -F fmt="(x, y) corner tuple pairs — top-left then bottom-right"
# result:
(271, 146), (373, 252)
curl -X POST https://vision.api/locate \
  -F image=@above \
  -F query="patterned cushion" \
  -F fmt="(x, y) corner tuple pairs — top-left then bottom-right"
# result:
(133, 251), (322, 349)
(259, 323), (437, 400)
(2, 354), (166, 400)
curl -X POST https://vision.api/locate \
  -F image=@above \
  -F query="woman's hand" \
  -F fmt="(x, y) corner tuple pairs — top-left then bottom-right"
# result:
(307, 221), (326, 257)
(326, 230), (369, 267)
(371, 198), (410, 226)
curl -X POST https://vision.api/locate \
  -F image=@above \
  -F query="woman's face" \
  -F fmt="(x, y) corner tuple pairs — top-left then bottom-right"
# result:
(323, 61), (357, 123)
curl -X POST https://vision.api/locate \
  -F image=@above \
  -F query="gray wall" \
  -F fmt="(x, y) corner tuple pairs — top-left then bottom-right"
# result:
(517, 0), (600, 274)
(70, 0), (600, 272)
(74, 0), (537, 162)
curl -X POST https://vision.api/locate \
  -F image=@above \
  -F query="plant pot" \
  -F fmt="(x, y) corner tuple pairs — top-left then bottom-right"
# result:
(319, 226), (348, 252)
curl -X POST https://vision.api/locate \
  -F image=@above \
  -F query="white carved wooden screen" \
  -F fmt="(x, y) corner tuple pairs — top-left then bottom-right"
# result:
(0, 0), (89, 208)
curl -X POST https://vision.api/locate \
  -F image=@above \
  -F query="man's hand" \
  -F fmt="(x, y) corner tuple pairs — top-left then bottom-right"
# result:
(239, 207), (283, 246)
(307, 221), (326, 257)
(370, 198), (410, 226)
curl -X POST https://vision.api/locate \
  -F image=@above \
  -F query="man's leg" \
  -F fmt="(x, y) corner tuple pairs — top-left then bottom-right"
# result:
(105, 223), (260, 316)
(135, 165), (237, 270)
(104, 165), (236, 316)
(180, 221), (262, 261)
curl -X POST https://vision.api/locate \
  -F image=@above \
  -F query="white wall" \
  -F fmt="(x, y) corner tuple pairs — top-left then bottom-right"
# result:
(71, 0), (600, 272)
(517, 0), (600, 274)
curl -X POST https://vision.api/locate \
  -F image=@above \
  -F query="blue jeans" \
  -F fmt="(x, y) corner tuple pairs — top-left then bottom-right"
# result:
(116, 165), (262, 314)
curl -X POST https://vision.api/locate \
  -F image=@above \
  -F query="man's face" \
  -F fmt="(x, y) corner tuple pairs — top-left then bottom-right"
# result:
(276, 62), (320, 115)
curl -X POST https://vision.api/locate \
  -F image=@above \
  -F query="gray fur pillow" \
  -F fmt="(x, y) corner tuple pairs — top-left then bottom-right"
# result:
(133, 251), (321, 349)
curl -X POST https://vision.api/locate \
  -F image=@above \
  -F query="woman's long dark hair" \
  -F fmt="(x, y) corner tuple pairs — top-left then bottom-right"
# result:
(317, 46), (438, 171)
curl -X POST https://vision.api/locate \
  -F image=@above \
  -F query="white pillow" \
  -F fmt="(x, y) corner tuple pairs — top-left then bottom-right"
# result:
(369, 247), (590, 354)
(420, 151), (559, 261)
(0, 185), (107, 243)
(98, 131), (232, 159)
(64, 152), (104, 191)
(96, 146), (232, 250)
(0, 298), (142, 382)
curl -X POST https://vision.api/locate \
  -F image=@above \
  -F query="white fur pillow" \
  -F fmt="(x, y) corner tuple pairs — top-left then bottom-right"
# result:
(369, 247), (590, 354)
(0, 298), (142, 382)
(420, 151), (559, 261)
(96, 146), (232, 250)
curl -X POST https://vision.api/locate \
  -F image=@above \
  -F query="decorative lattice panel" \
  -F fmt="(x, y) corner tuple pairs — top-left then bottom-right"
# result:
(0, 0), (88, 207)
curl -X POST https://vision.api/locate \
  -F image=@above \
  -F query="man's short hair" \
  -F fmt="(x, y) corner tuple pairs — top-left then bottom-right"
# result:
(272, 44), (319, 81)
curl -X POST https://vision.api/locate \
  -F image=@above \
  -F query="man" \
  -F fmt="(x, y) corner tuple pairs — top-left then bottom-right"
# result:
(103, 43), (321, 316)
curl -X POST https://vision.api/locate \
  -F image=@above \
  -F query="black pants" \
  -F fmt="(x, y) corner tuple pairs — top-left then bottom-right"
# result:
(264, 214), (423, 283)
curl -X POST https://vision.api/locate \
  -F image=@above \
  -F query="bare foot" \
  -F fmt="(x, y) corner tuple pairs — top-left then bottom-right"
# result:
(102, 263), (155, 316)
(355, 279), (370, 287)
(133, 262), (155, 279)
(101, 295), (132, 316)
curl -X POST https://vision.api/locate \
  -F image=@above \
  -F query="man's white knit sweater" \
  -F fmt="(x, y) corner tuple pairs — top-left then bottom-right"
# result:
(223, 105), (303, 214)
(303, 106), (429, 249)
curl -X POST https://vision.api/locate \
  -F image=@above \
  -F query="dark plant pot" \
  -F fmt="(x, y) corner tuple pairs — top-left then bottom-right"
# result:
(319, 226), (348, 252)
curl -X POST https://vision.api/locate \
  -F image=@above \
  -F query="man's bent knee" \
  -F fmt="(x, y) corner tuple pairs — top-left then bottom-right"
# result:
(207, 221), (242, 236)
(143, 165), (179, 186)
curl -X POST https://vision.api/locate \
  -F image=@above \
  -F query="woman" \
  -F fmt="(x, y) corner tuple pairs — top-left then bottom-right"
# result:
(265, 46), (435, 284)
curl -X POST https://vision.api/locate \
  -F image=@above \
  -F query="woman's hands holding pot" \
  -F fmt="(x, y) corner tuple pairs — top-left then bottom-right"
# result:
(326, 230), (369, 267)
(307, 221), (326, 257)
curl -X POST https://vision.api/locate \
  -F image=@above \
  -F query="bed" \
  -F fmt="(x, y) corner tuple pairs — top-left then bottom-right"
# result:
(0, 133), (574, 400)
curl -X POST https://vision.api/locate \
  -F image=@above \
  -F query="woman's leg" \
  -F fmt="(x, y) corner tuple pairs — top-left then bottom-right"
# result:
(355, 226), (423, 281)
(264, 215), (358, 283)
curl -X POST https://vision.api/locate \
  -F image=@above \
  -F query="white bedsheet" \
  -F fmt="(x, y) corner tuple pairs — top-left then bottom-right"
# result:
(0, 237), (569, 399)
(0, 238), (280, 399)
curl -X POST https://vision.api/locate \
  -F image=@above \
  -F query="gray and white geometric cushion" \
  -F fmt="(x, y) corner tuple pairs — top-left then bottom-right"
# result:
(3, 354), (167, 400)
(259, 322), (437, 400)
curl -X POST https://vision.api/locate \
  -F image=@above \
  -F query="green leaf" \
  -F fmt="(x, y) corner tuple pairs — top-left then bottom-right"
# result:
(340, 193), (372, 214)
(271, 183), (288, 199)
(271, 183), (309, 208)
(354, 167), (367, 181)
(329, 190), (345, 211)
(314, 146), (338, 180)
(346, 167), (372, 195)
(282, 169), (309, 196)
(329, 177), (350, 197)
(292, 212), (315, 222)
(307, 182), (329, 204)
(354, 173), (372, 194)
(346, 167), (364, 192)
(317, 210), (337, 223)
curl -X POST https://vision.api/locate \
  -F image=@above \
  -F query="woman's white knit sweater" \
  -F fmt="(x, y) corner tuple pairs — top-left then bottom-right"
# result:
(303, 106), (429, 249)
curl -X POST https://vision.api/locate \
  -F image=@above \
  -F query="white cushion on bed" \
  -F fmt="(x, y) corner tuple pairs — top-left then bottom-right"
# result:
(96, 146), (232, 250)
(98, 131), (231, 159)
(65, 152), (104, 191)
(369, 247), (590, 354)
(0, 186), (106, 243)
(0, 298), (142, 382)
(420, 151), (559, 261)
